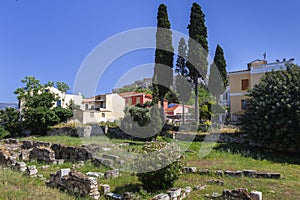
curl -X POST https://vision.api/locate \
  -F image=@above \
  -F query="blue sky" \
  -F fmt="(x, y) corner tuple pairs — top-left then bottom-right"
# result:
(1, 0), (300, 102)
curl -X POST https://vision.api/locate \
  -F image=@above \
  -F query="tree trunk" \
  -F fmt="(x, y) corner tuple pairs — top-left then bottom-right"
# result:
(160, 93), (164, 108)
(194, 80), (199, 125)
(182, 101), (185, 125)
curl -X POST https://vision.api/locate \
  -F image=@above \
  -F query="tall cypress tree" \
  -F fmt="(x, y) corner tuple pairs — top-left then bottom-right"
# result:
(175, 37), (190, 124)
(187, 2), (209, 124)
(152, 4), (174, 107)
(208, 45), (228, 104)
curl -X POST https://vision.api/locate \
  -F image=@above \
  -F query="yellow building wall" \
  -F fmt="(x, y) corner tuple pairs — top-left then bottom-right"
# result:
(250, 73), (264, 88)
(229, 73), (251, 93)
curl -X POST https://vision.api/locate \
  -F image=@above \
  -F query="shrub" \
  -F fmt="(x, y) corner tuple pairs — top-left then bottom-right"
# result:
(0, 126), (9, 139)
(136, 142), (184, 192)
(241, 65), (300, 151)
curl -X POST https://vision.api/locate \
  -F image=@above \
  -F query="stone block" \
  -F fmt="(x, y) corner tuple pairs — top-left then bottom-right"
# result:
(167, 188), (181, 199)
(26, 165), (38, 176)
(243, 170), (257, 177)
(15, 162), (27, 172)
(152, 193), (170, 200)
(104, 169), (120, 179)
(250, 191), (262, 200)
(86, 172), (104, 178)
(123, 192), (136, 200)
(106, 192), (122, 200)
(100, 184), (110, 195)
(57, 168), (71, 178)
(184, 167), (197, 173)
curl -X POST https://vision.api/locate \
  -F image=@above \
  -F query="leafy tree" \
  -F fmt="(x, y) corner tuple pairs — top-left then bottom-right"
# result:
(135, 88), (152, 94)
(120, 104), (163, 140)
(53, 107), (73, 123)
(136, 143), (184, 192)
(164, 90), (179, 104)
(175, 37), (190, 124)
(14, 76), (59, 135)
(0, 108), (22, 137)
(241, 65), (300, 151)
(152, 4), (174, 107)
(208, 45), (227, 104)
(56, 82), (70, 106)
(0, 126), (9, 139)
(187, 2), (209, 124)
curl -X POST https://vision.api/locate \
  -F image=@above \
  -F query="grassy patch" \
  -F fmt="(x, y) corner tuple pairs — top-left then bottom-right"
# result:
(9, 136), (300, 199)
(0, 166), (87, 200)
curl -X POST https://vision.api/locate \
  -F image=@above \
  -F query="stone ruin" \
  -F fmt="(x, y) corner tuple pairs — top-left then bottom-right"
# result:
(47, 168), (100, 200)
(183, 167), (281, 179)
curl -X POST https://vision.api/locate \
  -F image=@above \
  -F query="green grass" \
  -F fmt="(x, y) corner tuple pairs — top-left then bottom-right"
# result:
(0, 167), (87, 200)
(6, 136), (300, 199)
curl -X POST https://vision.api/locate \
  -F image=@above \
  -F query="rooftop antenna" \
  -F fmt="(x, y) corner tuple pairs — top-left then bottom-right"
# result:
(263, 52), (267, 61)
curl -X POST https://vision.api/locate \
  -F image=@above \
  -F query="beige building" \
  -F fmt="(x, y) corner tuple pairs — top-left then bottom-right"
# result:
(229, 58), (294, 121)
(74, 93), (125, 124)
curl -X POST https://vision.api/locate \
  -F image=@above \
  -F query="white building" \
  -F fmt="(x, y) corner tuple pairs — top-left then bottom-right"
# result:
(74, 93), (125, 124)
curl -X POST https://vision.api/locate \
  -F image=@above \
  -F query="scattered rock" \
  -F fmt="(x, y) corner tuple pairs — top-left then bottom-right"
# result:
(123, 192), (136, 200)
(26, 165), (38, 176)
(167, 188), (181, 199)
(184, 167), (197, 173)
(15, 162), (27, 172)
(250, 191), (262, 200)
(86, 172), (104, 178)
(100, 184), (110, 195)
(104, 169), (120, 179)
(106, 192), (122, 200)
(152, 193), (170, 200)
(243, 170), (257, 177)
(194, 184), (207, 191)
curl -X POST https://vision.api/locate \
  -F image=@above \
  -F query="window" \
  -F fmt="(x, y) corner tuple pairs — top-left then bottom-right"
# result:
(136, 97), (141, 104)
(56, 100), (62, 107)
(102, 113), (105, 118)
(241, 99), (248, 110)
(128, 98), (132, 105)
(241, 79), (249, 90)
(90, 112), (94, 118)
(85, 104), (89, 110)
(45, 89), (49, 93)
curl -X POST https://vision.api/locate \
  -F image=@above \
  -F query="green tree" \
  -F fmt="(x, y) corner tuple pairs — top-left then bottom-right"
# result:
(241, 65), (300, 151)
(53, 107), (73, 123)
(208, 45), (227, 104)
(14, 76), (59, 135)
(56, 82), (70, 106)
(0, 126), (9, 139)
(187, 2), (209, 124)
(152, 4), (174, 107)
(175, 37), (190, 124)
(0, 108), (21, 137)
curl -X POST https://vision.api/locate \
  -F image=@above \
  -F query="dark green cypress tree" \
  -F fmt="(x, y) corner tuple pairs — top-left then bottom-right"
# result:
(175, 37), (190, 124)
(208, 45), (227, 104)
(152, 4), (174, 107)
(187, 2), (209, 124)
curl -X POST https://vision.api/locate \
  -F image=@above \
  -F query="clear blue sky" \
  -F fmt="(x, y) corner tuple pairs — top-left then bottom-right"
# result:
(1, 0), (299, 102)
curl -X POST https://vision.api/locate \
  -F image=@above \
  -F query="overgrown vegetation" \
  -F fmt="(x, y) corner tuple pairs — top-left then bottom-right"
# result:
(241, 65), (300, 152)
(14, 76), (73, 135)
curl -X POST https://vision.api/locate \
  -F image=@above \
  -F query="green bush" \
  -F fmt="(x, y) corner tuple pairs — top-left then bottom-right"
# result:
(0, 108), (22, 137)
(0, 126), (9, 139)
(136, 142), (184, 192)
(241, 65), (300, 151)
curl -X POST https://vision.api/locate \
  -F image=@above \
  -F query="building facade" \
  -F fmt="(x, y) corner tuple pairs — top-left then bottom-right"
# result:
(75, 93), (125, 124)
(229, 58), (294, 121)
